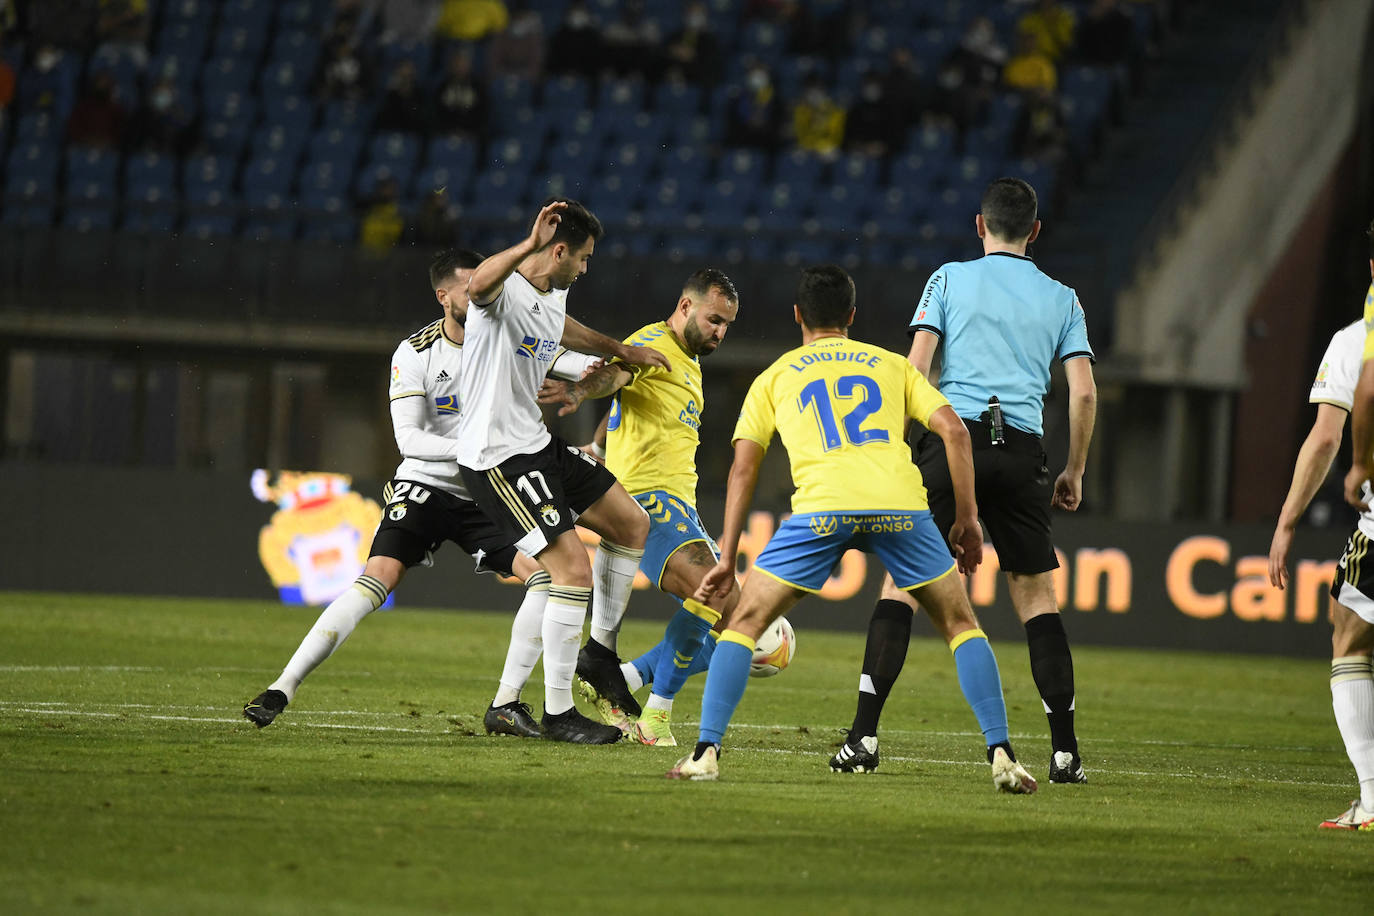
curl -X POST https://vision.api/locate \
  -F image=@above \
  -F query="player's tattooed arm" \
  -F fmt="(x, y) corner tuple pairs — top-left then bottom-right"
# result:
(538, 362), (631, 417)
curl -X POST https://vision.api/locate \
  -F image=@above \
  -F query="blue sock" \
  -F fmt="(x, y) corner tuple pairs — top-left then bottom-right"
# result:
(952, 630), (1010, 748)
(650, 599), (719, 700)
(632, 643), (661, 687)
(686, 630), (718, 677)
(698, 634), (755, 746)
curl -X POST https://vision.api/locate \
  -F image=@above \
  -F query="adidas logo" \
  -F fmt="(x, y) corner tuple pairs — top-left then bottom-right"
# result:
(435, 370), (451, 383)
(529, 302), (541, 314)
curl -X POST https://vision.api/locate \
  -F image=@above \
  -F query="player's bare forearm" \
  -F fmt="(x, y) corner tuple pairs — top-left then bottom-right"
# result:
(562, 317), (671, 370)
(1062, 357), (1097, 476)
(907, 330), (939, 379)
(468, 237), (536, 305)
(1277, 405), (1344, 531)
(574, 363), (632, 402)
(927, 405), (977, 524)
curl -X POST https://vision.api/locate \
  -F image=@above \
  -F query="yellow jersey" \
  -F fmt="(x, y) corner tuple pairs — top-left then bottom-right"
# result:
(606, 321), (703, 504)
(1364, 282), (1374, 361)
(733, 336), (951, 513)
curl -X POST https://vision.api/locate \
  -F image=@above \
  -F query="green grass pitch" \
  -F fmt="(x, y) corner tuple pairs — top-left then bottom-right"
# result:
(1, 591), (1369, 914)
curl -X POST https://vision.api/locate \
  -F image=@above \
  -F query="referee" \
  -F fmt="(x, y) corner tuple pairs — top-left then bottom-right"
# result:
(828, 177), (1098, 783)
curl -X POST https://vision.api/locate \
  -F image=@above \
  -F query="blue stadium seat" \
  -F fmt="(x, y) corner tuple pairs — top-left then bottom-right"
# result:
(779, 238), (835, 267)
(62, 195), (117, 232)
(548, 137), (603, 182)
(224, 0), (277, 33)
(275, 0), (329, 31)
(651, 80), (701, 117)
(306, 127), (365, 171)
(243, 213), (300, 242)
(599, 142), (653, 183)
(250, 122), (310, 165)
(663, 233), (713, 264)
(606, 111), (669, 150)
(183, 155), (236, 210)
(465, 169), (526, 221)
(355, 162), (412, 199)
(242, 155), (296, 194)
(542, 171), (594, 205)
(147, 51), (201, 99)
(949, 154), (1003, 191)
(14, 112), (62, 143)
(213, 23), (270, 62)
(596, 78), (645, 117)
(740, 21), (787, 62)
(716, 148), (767, 185)
(865, 185), (923, 237)
(1, 193), (56, 228)
(639, 178), (693, 231)
(755, 183), (811, 232)
(88, 47), (143, 107)
(259, 59), (310, 98)
(890, 151), (947, 192)
(261, 92), (316, 127)
(367, 132), (421, 172)
(835, 152), (881, 191)
(155, 21), (211, 61)
(6, 142), (60, 185)
(774, 149), (828, 188)
(298, 206), (355, 244)
(124, 151), (179, 231)
(422, 134), (479, 172)
(120, 203), (180, 235)
(17, 55), (81, 117)
(124, 151), (175, 197)
(697, 179), (756, 229)
(184, 213), (239, 239)
(411, 163), (467, 199)
(201, 57), (258, 98)
(163, 0), (216, 25)
(64, 146), (120, 191)
(198, 118), (253, 159)
(541, 74), (591, 112)
(202, 90), (257, 126)
(657, 146), (709, 185)
(483, 137), (537, 179)
(320, 100), (377, 131)
(906, 123), (956, 159)
(489, 75), (536, 111)
(300, 160), (352, 196)
(963, 122), (1011, 160)
(818, 182), (868, 228)
(268, 29), (321, 74)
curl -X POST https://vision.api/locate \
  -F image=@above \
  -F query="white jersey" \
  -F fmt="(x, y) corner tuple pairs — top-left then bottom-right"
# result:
(1309, 319), (1374, 536)
(454, 270), (570, 469)
(388, 316), (598, 498)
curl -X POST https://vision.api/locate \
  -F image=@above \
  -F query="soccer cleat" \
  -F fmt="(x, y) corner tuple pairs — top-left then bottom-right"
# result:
(242, 689), (288, 728)
(1319, 800), (1374, 831)
(483, 701), (542, 738)
(829, 734), (880, 773)
(991, 747), (1038, 794)
(666, 744), (720, 781)
(540, 707), (624, 745)
(631, 708), (677, 746)
(574, 676), (634, 731)
(1049, 750), (1087, 784)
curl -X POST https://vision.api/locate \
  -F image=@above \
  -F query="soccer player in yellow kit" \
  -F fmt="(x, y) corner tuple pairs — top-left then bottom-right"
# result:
(675, 264), (1036, 791)
(539, 268), (742, 745)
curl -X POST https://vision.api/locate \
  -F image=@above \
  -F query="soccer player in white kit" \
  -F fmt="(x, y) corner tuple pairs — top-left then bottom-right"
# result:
(1278, 235), (1374, 828)
(243, 250), (601, 737)
(456, 199), (671, 744)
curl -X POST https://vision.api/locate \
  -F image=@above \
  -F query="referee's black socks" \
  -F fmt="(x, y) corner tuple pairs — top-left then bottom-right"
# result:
(1024, 612), (1078, 757)
(849, 599), (914, 738)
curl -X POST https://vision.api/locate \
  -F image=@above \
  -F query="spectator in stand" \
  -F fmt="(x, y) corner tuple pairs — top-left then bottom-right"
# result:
(665, 1), (721, 87)
(377, 59), (427, 133)
(0, 2), (16, 42)
(406, 187), (461, 247)
(602, 0), (662, 80)
(880, 47), (932, 137)
(95, 0), (149, 67)
(935, 16), (1006, 135)
(30, 0), (99, 54)
(792, 75), (845, 158)
(66, 69), (126, 148)
(1018, 0), (1075, 62)
(315, 37), (373, 101)
(726, 59), (783, 152)
(360, 177), (404, 254)
(1012, 86), (1067, 162)
(135, 72), (192, 152)
(547, 1), (601, 79)
(436, 0), (508, 42)
(329, 0), (380, 44)
(1076, 0), (1135, 66)
(488, 4), (545, 82)
(845, 72), (900, 159)
(431, 48), (486, 137)
(1003, 31), (1057, 95)
(377, 0), (441, 46)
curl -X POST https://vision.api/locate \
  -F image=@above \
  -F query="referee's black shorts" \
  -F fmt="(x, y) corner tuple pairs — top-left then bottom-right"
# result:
(459, 434), (618, 559)
(914, 417), (1058, 575)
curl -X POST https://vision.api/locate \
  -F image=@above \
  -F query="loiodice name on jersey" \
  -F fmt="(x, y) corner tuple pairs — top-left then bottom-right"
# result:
(517, 335), (560, 362)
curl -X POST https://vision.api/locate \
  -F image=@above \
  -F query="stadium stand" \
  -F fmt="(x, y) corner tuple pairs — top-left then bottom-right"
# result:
(0, 0), (1158, 267)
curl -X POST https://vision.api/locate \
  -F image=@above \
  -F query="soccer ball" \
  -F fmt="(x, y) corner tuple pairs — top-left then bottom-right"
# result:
(750, 616), (796, 678)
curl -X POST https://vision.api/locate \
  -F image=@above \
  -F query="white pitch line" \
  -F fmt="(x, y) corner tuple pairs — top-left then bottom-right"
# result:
(1, 706), (424, 732)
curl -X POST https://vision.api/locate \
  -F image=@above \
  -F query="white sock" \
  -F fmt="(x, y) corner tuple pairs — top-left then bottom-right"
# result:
(542, 584), (592, 715)
(646, 693), (672, 713)
(621, 662), (643, 692)
(494, 571), (549, 706)
(270, 575), (388, 702)
(590, 540), (644, 652)
(1332, 655), (1374, 810)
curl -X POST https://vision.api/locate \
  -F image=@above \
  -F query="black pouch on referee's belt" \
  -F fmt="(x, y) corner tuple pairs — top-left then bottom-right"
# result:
(966, 397), (1041, 454)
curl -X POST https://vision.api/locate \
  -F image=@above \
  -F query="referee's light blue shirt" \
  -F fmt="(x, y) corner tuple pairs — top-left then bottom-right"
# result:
(908, 252), (1094, 438)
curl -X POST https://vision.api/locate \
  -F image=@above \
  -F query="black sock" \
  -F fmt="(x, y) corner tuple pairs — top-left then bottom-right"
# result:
(584, 637), (617, 660)
(849, 599), (914, 738)
(986, 741), (1015, 764)
(694, 740), (718, 760)
(1024, 613), (1078, 756)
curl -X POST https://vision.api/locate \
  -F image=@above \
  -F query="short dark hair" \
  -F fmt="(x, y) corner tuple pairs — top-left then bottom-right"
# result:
(539, 197), (604, 250)
(981, 177), (1038, 241)
(683, 267), (739, 304)
(795, 264), (855, 329)
(429, 248), (484, 289)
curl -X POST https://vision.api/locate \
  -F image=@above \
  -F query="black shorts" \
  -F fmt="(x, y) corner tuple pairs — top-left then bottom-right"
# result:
(368, 478), (519, 578)
(915, 417), (1057, 575)
(458, 434), (618, 558)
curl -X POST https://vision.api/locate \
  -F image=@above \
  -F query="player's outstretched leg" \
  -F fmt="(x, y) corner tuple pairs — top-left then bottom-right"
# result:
(485, 569), (550, 739)
(633, 598), (720, 747)
(830, 584), (915, 773)
(243, 566), (395, 727)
